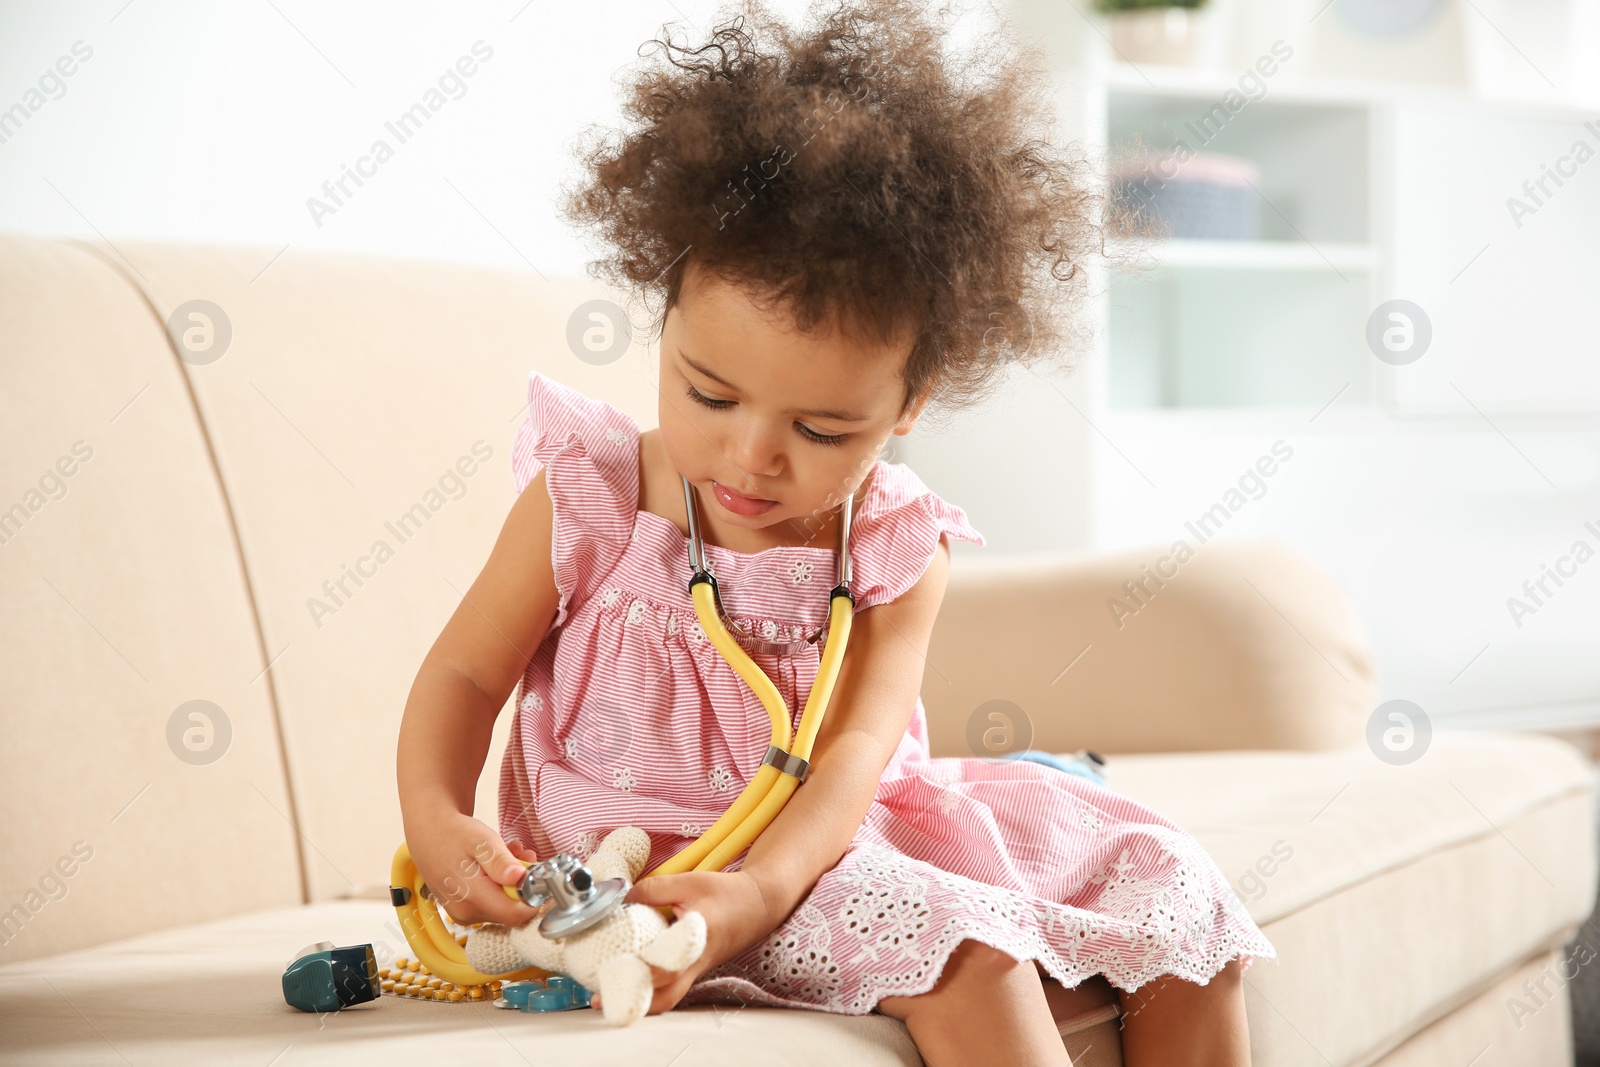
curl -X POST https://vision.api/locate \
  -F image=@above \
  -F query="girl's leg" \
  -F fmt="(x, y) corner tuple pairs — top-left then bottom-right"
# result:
(877, 939), (1072, 1067)
(1035, 962), (1122, 1026)
(1115, 957), (1251, 1067)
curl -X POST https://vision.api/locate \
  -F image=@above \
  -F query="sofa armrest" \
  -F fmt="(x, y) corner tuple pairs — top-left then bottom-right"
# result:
(920, 537), (1374, 756)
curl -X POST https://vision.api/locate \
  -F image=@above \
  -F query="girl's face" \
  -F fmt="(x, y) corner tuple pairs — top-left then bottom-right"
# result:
(659, 262), (928, 544)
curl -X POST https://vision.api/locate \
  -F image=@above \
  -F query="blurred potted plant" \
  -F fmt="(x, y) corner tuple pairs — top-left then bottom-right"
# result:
(1097, 0), (1211, 67)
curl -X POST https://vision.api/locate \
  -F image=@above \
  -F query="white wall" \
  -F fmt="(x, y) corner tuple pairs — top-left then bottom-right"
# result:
(4, 0), (1595, 729)
(0, 0), (1000, 267)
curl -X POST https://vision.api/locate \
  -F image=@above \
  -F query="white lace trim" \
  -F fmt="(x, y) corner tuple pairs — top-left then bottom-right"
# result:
(687, 837), (1275, 1014)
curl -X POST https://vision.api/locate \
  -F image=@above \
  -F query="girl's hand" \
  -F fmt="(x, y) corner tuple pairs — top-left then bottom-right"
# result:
(405, 809), (541, 927)
(589, 870), (781, 1017)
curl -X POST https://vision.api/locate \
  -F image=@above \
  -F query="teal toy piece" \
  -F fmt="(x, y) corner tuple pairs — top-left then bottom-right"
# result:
(1005, 748), (1108, 785)
(494, 974), (593, 1012)
(282, 943), (380, 1013)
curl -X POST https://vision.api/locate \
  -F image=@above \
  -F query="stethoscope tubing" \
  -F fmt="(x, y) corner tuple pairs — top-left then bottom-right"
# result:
(392, 476), (859, 979)
(641, 476), (855, 878)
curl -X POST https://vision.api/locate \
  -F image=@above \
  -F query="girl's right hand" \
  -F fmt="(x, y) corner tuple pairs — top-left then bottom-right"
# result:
(406, 809), (542, 927)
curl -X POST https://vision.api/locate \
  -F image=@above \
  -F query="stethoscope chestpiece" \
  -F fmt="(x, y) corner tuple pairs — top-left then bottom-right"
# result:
(514, 853), (631, 939)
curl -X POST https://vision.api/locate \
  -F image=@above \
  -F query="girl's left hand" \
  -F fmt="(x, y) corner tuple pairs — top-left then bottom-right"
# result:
(589, 870), (782, 1017)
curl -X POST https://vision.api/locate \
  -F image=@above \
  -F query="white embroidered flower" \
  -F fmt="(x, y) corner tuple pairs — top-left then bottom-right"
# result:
(1092, 849), (1140, 889)
(568, 830), (599, 859)
(626, 599), (648, 625)
(679, 822), (705, 838)
(690, 620), (706, 644)
(754, 906), (842, 1002)
(708, 765), (732, 792)
(840, 883), (932, 964)
(666, 612), (679, 636)
(934, 789), (962, 815)
(612, 766), (636, 792)
(564, 736), (578, 760)
(519, 689), (543, 714)
(790, 559), (814, 584)
(604, 427), (628, 447)
(598, 587), (623, 609)
(760, 619), (778, 639)
(1079, 809), (1103, 831)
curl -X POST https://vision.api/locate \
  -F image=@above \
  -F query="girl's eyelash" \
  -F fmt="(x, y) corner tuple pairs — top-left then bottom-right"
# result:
(684, 382), (849, 447)
(800, 426), (849, 446)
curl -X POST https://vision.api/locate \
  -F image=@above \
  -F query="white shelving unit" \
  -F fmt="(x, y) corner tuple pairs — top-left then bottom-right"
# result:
(1111, 240), (1380, 271)
(1092, 60), (1600, 419)
(914, 7), (1600, 731)
(1101, 64), (1380, 412)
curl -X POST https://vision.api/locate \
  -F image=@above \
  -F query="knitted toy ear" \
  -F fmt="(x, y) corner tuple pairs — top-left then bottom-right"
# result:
(638, 910), (707, 973)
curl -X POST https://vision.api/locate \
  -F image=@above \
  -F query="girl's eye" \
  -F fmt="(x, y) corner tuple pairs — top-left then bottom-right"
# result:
(684, 382), (733, 410)
(797, 424), (849, 447)
(684, 382), (850, 448)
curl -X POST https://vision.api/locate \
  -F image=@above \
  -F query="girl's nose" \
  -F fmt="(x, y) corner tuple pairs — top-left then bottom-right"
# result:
(727, 417), (785, 480)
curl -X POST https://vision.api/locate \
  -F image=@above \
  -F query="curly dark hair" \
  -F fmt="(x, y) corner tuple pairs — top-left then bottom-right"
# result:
(559, 0), (1110, 418)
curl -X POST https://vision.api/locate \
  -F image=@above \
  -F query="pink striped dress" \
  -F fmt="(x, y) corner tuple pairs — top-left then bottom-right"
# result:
(498, 370), (1276, 1013)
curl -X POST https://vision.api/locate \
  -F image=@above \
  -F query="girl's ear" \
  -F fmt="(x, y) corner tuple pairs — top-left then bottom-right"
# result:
(894, 386), (933, 435)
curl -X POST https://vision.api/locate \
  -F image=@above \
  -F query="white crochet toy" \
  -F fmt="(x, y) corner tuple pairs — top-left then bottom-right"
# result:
(465, 826), (708, 1026)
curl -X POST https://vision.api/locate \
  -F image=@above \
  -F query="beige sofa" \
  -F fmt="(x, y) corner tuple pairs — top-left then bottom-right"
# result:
(0, 232), (1593, 1065)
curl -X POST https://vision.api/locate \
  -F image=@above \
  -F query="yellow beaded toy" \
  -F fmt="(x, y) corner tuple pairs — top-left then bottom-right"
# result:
(379, 951), (504, 1003)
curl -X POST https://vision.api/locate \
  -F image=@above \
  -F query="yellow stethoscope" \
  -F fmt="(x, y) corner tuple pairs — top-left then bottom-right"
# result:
(391, 475), (856, 986)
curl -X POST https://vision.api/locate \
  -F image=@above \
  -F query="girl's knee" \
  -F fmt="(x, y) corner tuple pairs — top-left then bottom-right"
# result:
(876, 939), (1031, 1020)
(946, 939), (1024, 978)
(1211, 956), (1246, 991)
(1119, 957), (1248, 1015)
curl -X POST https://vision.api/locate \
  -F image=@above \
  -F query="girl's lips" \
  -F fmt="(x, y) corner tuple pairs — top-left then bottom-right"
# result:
(712, 480), (777, 516)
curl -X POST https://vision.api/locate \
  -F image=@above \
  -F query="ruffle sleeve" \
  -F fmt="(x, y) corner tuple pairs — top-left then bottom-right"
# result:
(847, 462), (985, 611)
(510, 371), (640, 629)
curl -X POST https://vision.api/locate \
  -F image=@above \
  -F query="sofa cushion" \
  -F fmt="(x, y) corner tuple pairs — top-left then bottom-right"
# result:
(0, 900), (908, 1065)
(1109, 731), (1596, 1065)
(3, 732), (1589, 1065)
(0, 897), (1129, 1065)
(1370, 945), (1573, 1067)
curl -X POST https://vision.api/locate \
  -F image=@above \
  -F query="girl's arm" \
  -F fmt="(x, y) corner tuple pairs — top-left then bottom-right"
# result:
(738, 534), (955, 923)
(396, 468), (560, 926)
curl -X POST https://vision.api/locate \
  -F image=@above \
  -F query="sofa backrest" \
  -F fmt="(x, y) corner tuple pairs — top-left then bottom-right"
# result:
(0, 234), (663, 959)
(924, 540), (1374, 758)
(0, 234), (1372, 963)
(1, 236), (303, 960)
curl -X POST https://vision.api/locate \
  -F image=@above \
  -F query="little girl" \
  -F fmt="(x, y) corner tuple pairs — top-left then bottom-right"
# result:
(398, 1), (1275, 1063)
